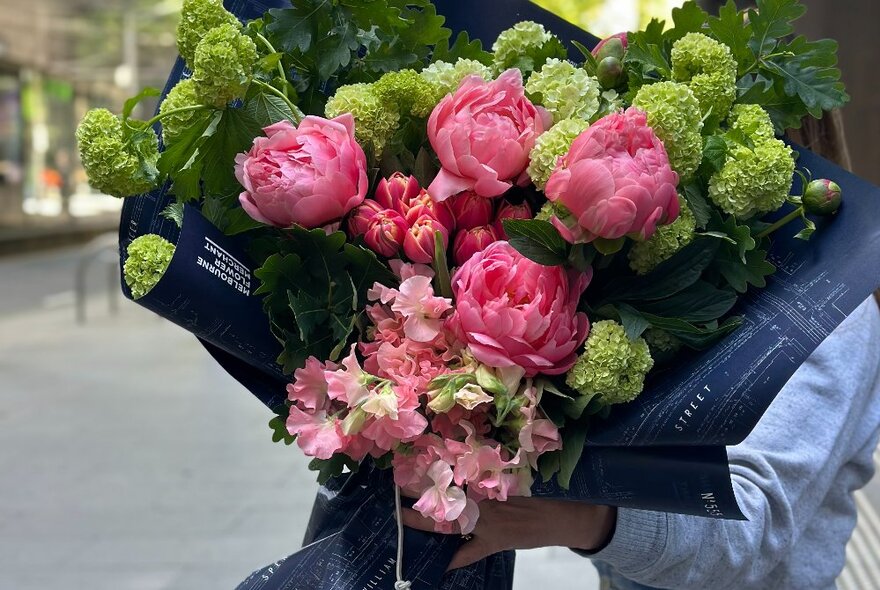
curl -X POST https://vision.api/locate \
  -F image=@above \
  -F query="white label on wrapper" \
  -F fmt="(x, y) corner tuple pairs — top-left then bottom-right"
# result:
(197, 237), (252, 296)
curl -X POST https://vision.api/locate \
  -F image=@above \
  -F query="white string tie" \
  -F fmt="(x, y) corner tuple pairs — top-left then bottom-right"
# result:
(394, 485), (413, 590)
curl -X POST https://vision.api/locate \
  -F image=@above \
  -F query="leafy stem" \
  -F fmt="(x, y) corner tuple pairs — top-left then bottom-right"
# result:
(255, 32), (289, 85)
(754, 207), (803, 239)
(252, 80), (305, 123)
(140, 105), (211, 131)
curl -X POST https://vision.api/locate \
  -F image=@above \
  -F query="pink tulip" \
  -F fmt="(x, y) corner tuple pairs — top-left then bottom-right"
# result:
(404, 215), (450, 264)
(453, 225), (499, 266)
(449, 241), (591, 377)
(364, 209), (409, 258)
(348, 200), (384, 237)
(492, 200), (533, 239)
(405, 192), (456, 233)
(427, 69), (551, 201)
(448, 191), (495, 231)
(545, 108), (680, 243)
(375, 172), (422, 214)
(236, 114), (368, 229)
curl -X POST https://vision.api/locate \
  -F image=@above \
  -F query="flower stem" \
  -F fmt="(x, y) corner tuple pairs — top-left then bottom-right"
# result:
(755, 207), (803, 239)
(252, 80), (305, 124)
(140, 105), (210, 130)
(255, 32), (289, 85)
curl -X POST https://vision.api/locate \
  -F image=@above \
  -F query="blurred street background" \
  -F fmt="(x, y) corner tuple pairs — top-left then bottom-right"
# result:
(0, 1), (878, 589)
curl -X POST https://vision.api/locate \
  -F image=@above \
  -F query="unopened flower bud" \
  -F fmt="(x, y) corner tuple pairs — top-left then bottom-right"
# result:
(348, 200), (383, 237)
(404, 215), (449, 264)
(475, 364), (508, 397)
(341, 407), (368, 436)
(594, 36), (626, 61)
(448, 190), (495, 230)
(803, 179), (842, 216)
(454, 383), (494, 410)
(375, 173), (421, 214)
(493, 201), (533, 238)
(597, 56), (626, 89)
(405, 192), (456, 233)
(364, 209), (409, 257)
(453, 225), (498, 266)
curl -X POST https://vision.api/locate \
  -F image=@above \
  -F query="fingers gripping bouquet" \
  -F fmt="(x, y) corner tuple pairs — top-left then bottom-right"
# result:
(75, 0), (873, 577)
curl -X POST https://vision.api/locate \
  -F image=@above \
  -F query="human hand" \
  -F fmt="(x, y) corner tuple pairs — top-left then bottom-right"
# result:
(402, 497), (616, 570)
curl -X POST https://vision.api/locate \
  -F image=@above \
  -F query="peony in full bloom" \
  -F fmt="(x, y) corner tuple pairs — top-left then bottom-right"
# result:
(427, 69), (551, 201)
(545, 108), (680, 243)
(236, 114), (368, 229)
(449, 241), (590, 376)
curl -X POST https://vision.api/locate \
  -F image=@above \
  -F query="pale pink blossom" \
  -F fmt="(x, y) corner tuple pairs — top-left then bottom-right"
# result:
(287, 357), (335, 411)
(413, 461), (470, 525)
(286, 406), (348, 460)
(325, 346), (372, 406)
(391, 275), (453, 343)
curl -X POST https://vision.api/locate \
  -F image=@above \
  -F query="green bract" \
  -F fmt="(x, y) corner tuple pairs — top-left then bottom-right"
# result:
(525, 58), (601, 123)
(75, 108), (159, 198)
(709, 139), (795, 218)
(124, 234), (176, 300)
(192, 23), (258, 108)
(527, 117), (589, 190)
(159, 79), (204, 146)
(671, 32), (737, 121)
(632, 81), (703, 179)
(373, 70), (439, 119)
(729, 104), (776, 143)
(565, 320), (654, 406)
(492, 21), (565, 75)
(325, 83), (400, 155)
(629, 197), (696, 274)
(176, 0), (240, 69)
(421, 59), (493, 98)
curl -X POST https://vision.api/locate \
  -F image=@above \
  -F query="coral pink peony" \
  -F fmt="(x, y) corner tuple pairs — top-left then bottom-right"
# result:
(545, 108), (680, 243)
(363, 209), (408, 257)
(448, 191), (495, 231)
(452, 225), (499, 266)
(375, 172), (422, 214)
(347, 200), (384, 237)
(493, 200), (533, 239)
(404, 216), (450, 264)
(236, 114), (368, 229)
(427, 69), (551, 201)
(450, 241), (590, 376)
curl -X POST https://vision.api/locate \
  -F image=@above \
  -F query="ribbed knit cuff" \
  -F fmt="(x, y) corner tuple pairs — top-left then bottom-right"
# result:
(585, 508), (669, 577)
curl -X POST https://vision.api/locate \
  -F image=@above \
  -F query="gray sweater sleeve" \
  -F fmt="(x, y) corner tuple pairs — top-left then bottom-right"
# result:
(591, 299), (880, 589)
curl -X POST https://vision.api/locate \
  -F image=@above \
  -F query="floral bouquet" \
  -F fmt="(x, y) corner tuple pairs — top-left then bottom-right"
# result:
(76, 0), (880, 587)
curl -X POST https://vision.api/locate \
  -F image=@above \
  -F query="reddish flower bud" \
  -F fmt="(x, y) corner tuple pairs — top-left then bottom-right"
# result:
(404, 215), (450, 264)
(375, 172), (422, 214)
(592, 33), (628, 59)
(405, 191), (456, 233)
(493, 200), (533, 238)
(803, 179), (842, 216)
(348, 200), (384, 237)
(448, 190), (495, 231)
(453, 225), (499, 266)
(364, 209), (409, 257)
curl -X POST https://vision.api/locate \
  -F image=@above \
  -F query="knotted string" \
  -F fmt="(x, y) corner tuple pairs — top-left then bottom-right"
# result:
(394, 485), (413, 590)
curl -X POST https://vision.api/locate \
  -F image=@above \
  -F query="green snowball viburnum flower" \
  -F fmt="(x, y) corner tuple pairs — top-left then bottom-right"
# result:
(671, 32), (737, 121)
(728, 104), (776, 142)
(75, 108), (159, 198)
(709, 139), (795, 218)
(124, 234), (176, 300)
(492, 21), (566, 75)
(176, 0), (240, 69)
(632, 81), (704, 180)
(373, 69), (439, 118)
(566, 320), (655, 406)
(525, 58), (601, 123)
(159, 79), (204, 146)
(192, 23), (258, 108)
(325, 83), (400, 155)
(527, 117), (590, 190)
(420, 59), (493, 98)
(628, 196), (696, 274)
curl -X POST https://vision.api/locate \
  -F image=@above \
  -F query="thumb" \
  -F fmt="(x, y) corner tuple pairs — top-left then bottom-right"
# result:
(447, 537), (493, 571)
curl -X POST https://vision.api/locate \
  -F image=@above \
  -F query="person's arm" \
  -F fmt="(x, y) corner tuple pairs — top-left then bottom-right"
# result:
(590, 299), (880, 589)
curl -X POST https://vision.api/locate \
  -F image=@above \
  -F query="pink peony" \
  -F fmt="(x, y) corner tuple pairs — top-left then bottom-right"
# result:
(427, 69), (551, 201)
(448, 191), (495, 231)
(375, 172), (422, 214)
(545, 108), (680, 243)
(404, 215), (450, 264)
(453, 225), (499, 267)
(236, 114), (368, 229)
(450, 241), (590, 376)
(363, 209), (409, 257)
(493, 200), (533, 239)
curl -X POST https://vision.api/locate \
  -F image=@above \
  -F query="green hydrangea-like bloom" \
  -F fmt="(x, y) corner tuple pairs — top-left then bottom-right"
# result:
(644, 328), (682, 354)
(124, 234), (176, 300)
(709, 139), (795, 218)
(75, 108), (159, 198)
(525, 59), (601, 123)
(632, 81), (704, 179)
(628, 197), (696, 274)
(177, 0), (240, 68)
(421, 59), (493, 98)
(159, 79), (204, 146)
(527, 117), (590, 190)
(566, 320), (655, 406)
(373, 70), (438, 118)
(536, 202), (557, 221)
(671, 33), (737, 121)
(192, 23), (258, 108)
(325, 83), (400, 154)
(728, 104), (776, 142)
(492, 21), (565, 74)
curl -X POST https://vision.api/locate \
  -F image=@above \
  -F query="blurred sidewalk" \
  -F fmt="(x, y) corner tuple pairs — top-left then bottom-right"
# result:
(0, 249), (599, 590)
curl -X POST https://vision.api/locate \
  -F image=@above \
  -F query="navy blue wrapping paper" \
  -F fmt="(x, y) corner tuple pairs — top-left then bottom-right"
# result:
(117, 0), (880, 587)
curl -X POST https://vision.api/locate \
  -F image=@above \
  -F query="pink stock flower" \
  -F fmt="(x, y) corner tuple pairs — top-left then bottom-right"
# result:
(375, 172), (422, 214)
(363, 209), (409, 257)
(287, 357), (335, 411)
(413, 461), (470, 525)
(427, 69), (551, 201)
(493, 200), (533, 239)
(348, 200), (384, 237)
(325, 346), (372, 406)
(286, 406), (348, 460)
(452, 225), (499, 267)
(391, 275), (453, 342)
(448, 191), (495, 231)
(592, 32), (628, 57)
(450, 241), (591, 376)
(404, 215), (450, 264)
(545, 108), (680, 243)
(236, 115), (368, 229)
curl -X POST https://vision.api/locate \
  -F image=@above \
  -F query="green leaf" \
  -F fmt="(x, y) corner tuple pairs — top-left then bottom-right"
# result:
(269, 414), (295, 445)
(572, 40), (599, 75)
(616, 303), (651, 341)
(625, 19), (671, 80)
(309, 454), (360, 486)
(123, 87), (161, 121)
(665, 1), (708, 43)
(267, 1), (329, 54)
(642, 314), (743, 349)
(290, 289), (331, 341)
(433, 31), (491, 65)
(709, 213), (756, 263)
(343, 243), (397, 305)
(749, 0), (806, 54)
(557, 420), (590, 490)
(243, 91), (297, 127)
(761, 37), (849, 116)
(161, 203), (185, 228)
(683, 183), (713, 229)
(504, 219), (570, 266)
(537, 449), (561, 484)
(702, 135), (729, 175)
(157, 109), (220, 202)
(716, 248), (776, 293)
(707, 1), (754, 73)
(199, 107), (263, 196)
(636, 281), (738, 323)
